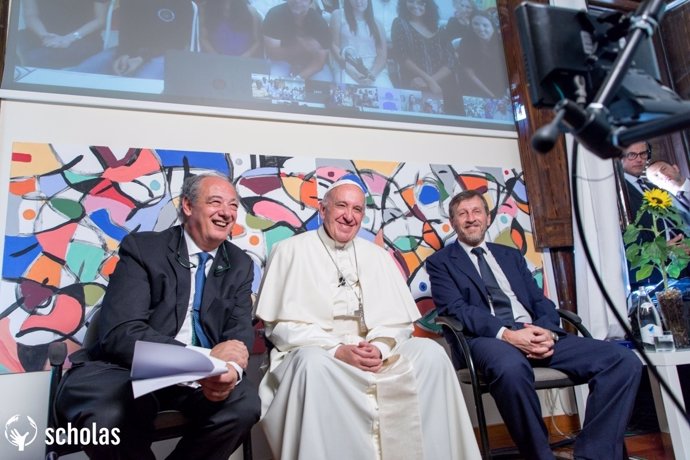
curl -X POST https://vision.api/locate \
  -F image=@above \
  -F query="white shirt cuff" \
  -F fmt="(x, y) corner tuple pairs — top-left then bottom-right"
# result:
(496, 326), (507, 340)
(227, 361), (243, 383)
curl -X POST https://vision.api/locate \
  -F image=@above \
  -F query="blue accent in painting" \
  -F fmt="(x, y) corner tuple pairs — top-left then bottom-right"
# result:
(304, 213), (320, 231)
(3, 236), (42, 279)
(157, 150), (230, 175)
(90, 209), (128, 241)
(418, 185), (440, 205)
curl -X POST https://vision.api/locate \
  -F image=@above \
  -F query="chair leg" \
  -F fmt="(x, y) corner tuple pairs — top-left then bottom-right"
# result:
(471, 385), (492, 459)
(242, 435), (253, 460)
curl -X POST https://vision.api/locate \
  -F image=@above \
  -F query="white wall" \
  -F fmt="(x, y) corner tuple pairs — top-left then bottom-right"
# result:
(0, 100), (520, 164)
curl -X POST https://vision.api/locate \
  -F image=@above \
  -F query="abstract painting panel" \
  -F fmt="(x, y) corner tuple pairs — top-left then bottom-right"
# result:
(0, 143), (538, 373)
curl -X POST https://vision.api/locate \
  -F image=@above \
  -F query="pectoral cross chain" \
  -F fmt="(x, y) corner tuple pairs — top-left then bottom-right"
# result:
(353, 301), (367, 335)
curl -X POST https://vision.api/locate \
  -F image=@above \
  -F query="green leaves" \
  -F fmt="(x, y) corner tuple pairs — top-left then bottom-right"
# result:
(624, 191), (690, 289)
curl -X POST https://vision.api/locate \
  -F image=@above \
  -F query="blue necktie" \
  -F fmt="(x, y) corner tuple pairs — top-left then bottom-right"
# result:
(471, 247), (515, 327)
(192, 252), (211, 348)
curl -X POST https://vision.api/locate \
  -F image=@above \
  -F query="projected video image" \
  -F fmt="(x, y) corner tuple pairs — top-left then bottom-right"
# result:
(3, 0), (514, 130)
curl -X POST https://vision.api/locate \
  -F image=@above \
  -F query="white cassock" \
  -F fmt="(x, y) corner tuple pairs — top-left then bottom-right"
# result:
(256, 227), (480, 460)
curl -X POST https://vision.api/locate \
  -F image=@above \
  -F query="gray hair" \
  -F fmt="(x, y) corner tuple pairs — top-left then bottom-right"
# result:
(178, 172), (232, 222)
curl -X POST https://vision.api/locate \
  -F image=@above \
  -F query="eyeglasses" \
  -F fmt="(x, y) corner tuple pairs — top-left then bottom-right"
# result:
(625, 150), (650, 160)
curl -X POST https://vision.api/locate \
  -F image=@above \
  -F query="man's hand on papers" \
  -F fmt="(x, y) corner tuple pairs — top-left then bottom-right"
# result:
(335, 341), (383, 373)
(210, 340), (249, 369)
(131, 341), (230, 398)
(199, 370), (238, 402)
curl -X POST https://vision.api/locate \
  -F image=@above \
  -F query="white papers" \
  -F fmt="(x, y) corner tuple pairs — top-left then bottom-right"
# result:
(130, 341), (228, 398)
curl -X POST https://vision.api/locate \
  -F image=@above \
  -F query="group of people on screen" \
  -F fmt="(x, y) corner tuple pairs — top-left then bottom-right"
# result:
(15, 0), (511, 117)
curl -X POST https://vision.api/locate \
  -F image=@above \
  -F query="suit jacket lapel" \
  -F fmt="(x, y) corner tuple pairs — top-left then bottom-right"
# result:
(167, 227), (191, 332)
(449, 243), (490, 307)
(202, 243), (226, 314)
(488, 244), (513, 282)
(488, 243), (537, 318)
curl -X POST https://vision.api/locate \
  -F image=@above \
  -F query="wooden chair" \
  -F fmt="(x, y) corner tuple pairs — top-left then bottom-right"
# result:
(45, 307), (253, 459)
(436, 309), (593, 459)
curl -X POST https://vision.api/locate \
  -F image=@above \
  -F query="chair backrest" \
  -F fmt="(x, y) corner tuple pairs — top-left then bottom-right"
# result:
(82, 306), (102, 348)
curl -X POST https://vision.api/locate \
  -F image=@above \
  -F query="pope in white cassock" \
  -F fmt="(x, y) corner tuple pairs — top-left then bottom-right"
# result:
(256, 179), (480, 460)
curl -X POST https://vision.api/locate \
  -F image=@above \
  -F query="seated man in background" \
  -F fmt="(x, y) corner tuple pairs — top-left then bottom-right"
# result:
(262, 0), (333, 81)
(56, 173), (260, 459)
(426, 190), (642, 460)
(17, 0), (108, 69)
(256, 179), (480, 460)
(71, 0), (195, 79)
(646, 159), (690, 221)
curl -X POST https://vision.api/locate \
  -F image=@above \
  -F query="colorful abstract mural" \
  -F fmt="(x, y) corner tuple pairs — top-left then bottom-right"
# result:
(0, 143), (540, 374)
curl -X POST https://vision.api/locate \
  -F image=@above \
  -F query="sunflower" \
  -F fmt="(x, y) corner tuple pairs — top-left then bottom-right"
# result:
(625, 186), (690, 290)
(643, 188), (672, 210)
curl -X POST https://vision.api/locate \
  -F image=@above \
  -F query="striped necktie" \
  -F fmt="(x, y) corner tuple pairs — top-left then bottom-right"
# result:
(471, 247), (515, 327)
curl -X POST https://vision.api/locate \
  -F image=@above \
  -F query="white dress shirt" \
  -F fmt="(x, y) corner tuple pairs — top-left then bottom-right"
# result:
(457, 240), (533, 338)
(175, 230), (242, 381)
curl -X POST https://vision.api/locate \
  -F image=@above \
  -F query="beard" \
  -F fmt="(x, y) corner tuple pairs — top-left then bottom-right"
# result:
(457, 225), (486, 246)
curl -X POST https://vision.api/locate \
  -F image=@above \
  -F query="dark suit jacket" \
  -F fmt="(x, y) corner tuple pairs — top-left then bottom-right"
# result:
(624, 177), (651, 232)
(426, 241), (562, 339)
(73, 225), (255, 368)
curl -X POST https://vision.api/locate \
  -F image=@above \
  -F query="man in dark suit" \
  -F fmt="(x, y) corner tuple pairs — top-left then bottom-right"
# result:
(56, 173), (260, 459)
(426, 190), (642, 460)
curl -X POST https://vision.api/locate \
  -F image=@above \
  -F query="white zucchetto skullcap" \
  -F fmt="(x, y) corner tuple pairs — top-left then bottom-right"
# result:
(324, 178), (365, 196)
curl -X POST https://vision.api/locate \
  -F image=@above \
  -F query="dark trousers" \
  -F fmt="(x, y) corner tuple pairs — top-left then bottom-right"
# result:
(55, 360), (260, 460)
(469, 334), (642, 460)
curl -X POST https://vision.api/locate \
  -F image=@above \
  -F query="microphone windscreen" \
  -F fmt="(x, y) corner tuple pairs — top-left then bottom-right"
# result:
(48, 342), (68, 366)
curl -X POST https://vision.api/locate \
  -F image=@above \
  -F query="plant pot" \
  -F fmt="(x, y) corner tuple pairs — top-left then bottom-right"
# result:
(656, 288), (690, 348)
